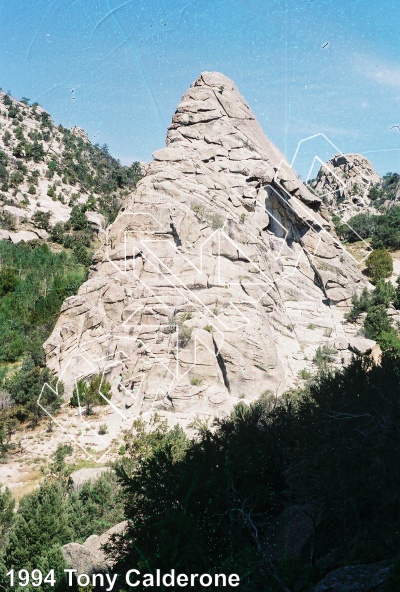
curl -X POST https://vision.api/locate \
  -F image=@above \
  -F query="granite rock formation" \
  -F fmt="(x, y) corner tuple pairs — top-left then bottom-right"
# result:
(311, 153), (380, 221)
(44, 72), (370, 427)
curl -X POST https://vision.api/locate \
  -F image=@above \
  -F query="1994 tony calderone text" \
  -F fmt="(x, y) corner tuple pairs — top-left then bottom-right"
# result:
(6, 568), (241, 589)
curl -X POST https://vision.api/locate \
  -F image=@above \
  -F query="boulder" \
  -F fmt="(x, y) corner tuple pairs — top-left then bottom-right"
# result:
(86, 210), (106, 231)
(83, 521), (128, 566)
(3, 205), (28, 224)
(9, 230), (40, 243)
(61, 521), (129, 576)
(312, 153), (381, 222)
(61, 542), (108, 576)
(348, 337), (376, 355)
(68, 467), (109, 491)
(311, 561), (389, 592)
(334, 337), (349, 351)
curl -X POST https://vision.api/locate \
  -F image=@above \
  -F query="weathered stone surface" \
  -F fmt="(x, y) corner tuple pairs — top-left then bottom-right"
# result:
(3, 205), (28, 224)
(61, 521), (128, 578)
(311, 562), (389, 592)
(83, 521), (128, 566)
(9, 230), (40, 243)
(348, 337), (376, 355)
(61, 543), (108, 576)
(86, 210), (106, 230)
(68, 467), (109, 490)
(44, 72), (370, 427)
(334, 337), (349, 350)
(311, 153), (381, 221)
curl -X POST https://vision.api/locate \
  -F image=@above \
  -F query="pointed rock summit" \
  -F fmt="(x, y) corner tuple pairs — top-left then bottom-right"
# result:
(45, 72), (368, 426)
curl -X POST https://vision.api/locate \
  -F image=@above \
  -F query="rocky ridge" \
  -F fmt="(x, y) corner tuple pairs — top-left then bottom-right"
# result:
(0, 90), (140, 241)
(310, 153), (381, 221)
(44, 72), (371, 427)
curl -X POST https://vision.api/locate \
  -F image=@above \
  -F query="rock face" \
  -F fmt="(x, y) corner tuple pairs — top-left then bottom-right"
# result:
(311, 562), (389, 592)
(61, 521), (128, 576)
(44, 72), (369, 426)
(62, 543), (108, 577)
(68, 467), (109, 491)
(311, 153), (380, 221)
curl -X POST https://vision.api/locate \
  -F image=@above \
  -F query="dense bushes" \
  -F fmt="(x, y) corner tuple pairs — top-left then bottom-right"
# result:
(2, 356), (400, 590)
(337, 206), (400, 250)
(70, 374), (112, 415)
(0, 469), (124, 592)
(96, 353), (400, 592)
(0, 241), (87, 447)
(368, 172), (400, 206)
(0, 241), (87, 363)
(346, 279), (400, 349)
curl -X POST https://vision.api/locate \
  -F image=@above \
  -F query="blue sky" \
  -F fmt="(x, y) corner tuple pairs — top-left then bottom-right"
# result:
(0, 0), (399, 178)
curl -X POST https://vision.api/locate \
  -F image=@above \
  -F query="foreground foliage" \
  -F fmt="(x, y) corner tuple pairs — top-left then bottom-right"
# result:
(0, 464), (124, 592)
(99, 354), (400, 591)
(2, 355), (400, 590)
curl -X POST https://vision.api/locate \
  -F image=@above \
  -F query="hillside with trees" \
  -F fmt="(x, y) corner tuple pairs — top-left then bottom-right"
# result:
(0, 90), (143, 464)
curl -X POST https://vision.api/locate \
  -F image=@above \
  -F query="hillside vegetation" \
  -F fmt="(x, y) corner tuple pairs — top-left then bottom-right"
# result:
(1, 355), (400, 591)
(0, 90), (142, 235)
(0, 91), (143, 458)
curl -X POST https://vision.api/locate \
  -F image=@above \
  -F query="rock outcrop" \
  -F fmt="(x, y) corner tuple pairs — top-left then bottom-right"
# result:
(68, 467), (109, 491)
(311, 153), (380, 221)
(44, 72), (369, 427)
(61, 521), (128, 576)
(311, 562), (389, 592)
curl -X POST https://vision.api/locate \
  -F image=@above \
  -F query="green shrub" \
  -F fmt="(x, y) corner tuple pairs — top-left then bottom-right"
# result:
(313, 344), (336, 369)
(9, 170), (24, 186)
(7, 356), (63, 422)
(190, 376), (202, 386)
(371, 279), (395, 306)
(365, 249), (393, 283)
(0, 241), (87, 364)
(49, 222), (65, 244)
(364, 305), (394, 340)
(70, 374), (112, 415)
(32, 210), (51, 231)
(0, 267), (18, 297)
(73, 244), (92, 266)
(178, 325), (192, 348)
(69, 205), (88, 230)
(337, 212), (377, 242)
(47, 184), (56, 198)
